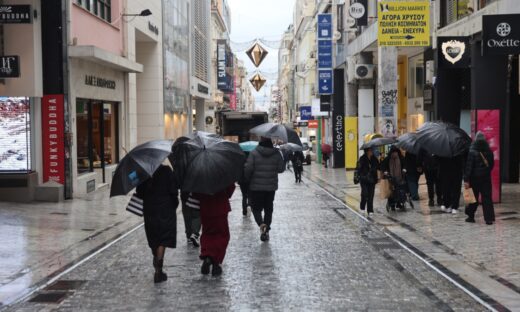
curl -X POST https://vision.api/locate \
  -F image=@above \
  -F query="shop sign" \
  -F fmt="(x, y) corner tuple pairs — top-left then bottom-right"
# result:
(0, 5), (32, 24)
(300, 106), (312, 120)
(308, 120), (319, 129)
(312, 98), (328, 117)
(333, 107), (345, 163)
(148, 21), (159, 35)
(438, 37), (470, 68)
(0, 55), (20, 78)
(42, 95), (65, 185)
(85, 75), (116, 90)
(318, 70), (334, 94)
(217, 40), (228, 90)
(320, 95), (331, 112)
(198, 84), (209, 94)
(318, 40), (333, 68)
(317, 14), (332, 40)
(297, 121), (308, 127)
(482, 14), (520, 56)
(349, 0), (367, 27)
(377, 1), (430, 47)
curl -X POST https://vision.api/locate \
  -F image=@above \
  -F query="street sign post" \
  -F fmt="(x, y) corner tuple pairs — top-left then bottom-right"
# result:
(318, 70), (333, 94)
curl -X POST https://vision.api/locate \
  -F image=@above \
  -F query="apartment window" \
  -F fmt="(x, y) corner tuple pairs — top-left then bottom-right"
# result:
(76, 0), (111, 23)
(478, 0), (497, 9)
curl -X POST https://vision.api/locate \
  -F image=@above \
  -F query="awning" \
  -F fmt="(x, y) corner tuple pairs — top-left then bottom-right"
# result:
(69, 45), (143, 73)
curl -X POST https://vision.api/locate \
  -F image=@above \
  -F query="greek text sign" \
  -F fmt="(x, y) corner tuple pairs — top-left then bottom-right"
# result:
(42, 95), (65, 184)
(377, 1), (430, 47)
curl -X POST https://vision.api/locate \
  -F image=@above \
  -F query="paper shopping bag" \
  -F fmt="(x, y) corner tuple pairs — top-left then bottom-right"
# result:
(463, 188), (477, 205)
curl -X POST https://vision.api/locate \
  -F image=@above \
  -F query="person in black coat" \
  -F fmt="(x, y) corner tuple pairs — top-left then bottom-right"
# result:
(238, 151), (250, 216)
(464, 132), (495, 225)
(439, 154), (464, 214)
(291, 151), (304, 183)
(355, 148), (380, 216)
(404, 151), (421, 200)
(419, 150), (442, 207)
(136, 165), (179, 283)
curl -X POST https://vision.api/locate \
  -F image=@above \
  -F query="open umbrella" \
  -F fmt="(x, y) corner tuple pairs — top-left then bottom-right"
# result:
(415, 122), (471, 157)
(360, 137), (396, 150)
(250, 123), (302, 146)
(395, 132), (420, 154)
(172, 133), (245, 194)
(280, 143), (303, 152)
(239, 141), (259, 152)
(110, 140), (173, 197)
(321, 143), (332, 154)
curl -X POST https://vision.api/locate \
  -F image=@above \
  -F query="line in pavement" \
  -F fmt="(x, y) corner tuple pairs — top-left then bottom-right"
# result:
(306, 174), (508, 312)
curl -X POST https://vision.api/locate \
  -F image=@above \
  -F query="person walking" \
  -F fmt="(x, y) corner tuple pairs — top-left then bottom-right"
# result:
(238, 152), (250, 216)
(136, 165), (179, 283)
(404, 151), (421, 201)
(244, 137), (285, 242)
(322, 151), (330, 168)
(439, 154), (464, 214)
(381, 146), (405, 210)
(464, 132), (495, 225)
(355, 148), (379, 216)
(291, 150), (304, 183)
(180, 192), (201, 247)
(420, 150), (443, 207)
(194, 185), (235, 276)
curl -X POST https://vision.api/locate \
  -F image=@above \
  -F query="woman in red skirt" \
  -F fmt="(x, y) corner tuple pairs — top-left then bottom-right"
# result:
(192, 185), (235, 276)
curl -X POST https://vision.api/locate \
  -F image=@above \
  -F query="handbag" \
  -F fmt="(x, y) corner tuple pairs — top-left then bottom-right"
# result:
(126, 193), (144, 217)
(463, 188), (477, 205)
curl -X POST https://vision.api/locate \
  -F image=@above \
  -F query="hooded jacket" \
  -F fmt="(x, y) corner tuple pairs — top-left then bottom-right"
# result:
(244, 144), (285, 191)
(464, 138), (494, 182)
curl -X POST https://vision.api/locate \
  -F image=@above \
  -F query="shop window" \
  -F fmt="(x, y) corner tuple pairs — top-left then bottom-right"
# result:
(76, 99), (119, 176)
(76, 0), (111, 23)
(0, 97), (31, 172)
(408, 55), (424, 99)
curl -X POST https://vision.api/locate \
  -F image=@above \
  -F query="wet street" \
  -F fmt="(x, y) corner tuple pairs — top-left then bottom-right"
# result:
(5, 172), (487, 311)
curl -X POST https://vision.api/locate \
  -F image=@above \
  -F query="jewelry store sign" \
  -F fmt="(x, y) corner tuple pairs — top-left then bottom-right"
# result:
(378, 1), (430, 47)
(0, 5), (32, 24)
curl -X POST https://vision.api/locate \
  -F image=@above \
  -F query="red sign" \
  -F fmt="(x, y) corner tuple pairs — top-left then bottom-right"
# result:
(42, 95), (65, 184)
(476, 110), (501, 203)
(308, 120), (319, 128)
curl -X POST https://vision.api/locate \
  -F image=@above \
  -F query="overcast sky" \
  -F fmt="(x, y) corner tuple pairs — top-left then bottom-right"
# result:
(228, 0), (295, 111)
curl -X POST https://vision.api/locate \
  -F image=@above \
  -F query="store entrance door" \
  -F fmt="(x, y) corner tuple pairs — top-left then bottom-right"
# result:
(76, 99), (119, 183)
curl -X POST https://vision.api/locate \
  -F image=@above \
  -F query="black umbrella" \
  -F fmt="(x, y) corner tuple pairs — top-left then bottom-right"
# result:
(395, 132), (420, 154)
(360, 137), (396, 150)
(110, 140), (173, 197)
(280, 143), (303, 152)
(250, 123), (302, 146)
(415, 122), (471, 157)
(172, 133), (245, 194)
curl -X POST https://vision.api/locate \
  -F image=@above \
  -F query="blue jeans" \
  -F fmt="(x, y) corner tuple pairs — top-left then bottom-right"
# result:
(407, 174), (419, 199)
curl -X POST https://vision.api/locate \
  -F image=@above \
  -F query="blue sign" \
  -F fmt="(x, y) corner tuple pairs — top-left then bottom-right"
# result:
(318, 69), (334, 94)
(318, 40), (333, 68)
(300, 106), (312, 120)
(317, 14), (333, 40)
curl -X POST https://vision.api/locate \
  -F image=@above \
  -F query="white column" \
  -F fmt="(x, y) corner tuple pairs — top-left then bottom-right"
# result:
(377, 46), (398, 137)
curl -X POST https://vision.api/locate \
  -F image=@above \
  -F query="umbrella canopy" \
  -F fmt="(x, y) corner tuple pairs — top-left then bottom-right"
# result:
(360, 137), (396, 150)
(172, 133), (245, 194)
(250, 123), (302, 146)
(395, 132), (420, 154)
(280, 143), (303, 152)
(321, 143), (332, 154)
(415, 122), (471, 157)
(110, 140), (173, 197)
(239, 141), (259, 152)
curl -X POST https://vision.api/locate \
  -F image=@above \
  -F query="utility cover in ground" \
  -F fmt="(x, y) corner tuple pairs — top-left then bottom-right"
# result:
(377, 1), (430, 47)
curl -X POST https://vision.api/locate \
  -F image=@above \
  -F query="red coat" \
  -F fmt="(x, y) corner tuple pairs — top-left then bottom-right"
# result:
(194, 185), (235, 217)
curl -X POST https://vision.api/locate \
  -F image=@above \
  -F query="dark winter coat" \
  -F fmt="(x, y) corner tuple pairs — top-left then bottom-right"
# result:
(244, 145), (285, 191)
(356, 154), (379, 185)
(419, 150), (440, 172)
(464, 140), (494, 183)
(291, 151), (305, 169)
(404, 152), (421, 177)
(136, 165), (179, 250)
(193, 185), (235, 217)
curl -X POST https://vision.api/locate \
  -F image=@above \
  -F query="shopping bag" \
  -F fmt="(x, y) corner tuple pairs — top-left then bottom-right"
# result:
(379, 179), (392, 199)
(126, 193), (144, 217)
(463, 188), (477, 205)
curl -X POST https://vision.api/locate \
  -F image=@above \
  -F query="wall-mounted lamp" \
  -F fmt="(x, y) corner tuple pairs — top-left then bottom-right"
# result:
(123, 9), (152, 17)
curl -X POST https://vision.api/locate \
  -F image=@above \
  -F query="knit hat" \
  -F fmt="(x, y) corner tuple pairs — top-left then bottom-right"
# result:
(475, 131), (486, 142)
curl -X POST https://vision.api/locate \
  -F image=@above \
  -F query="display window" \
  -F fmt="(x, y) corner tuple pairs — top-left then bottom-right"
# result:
(0, 97), (31, 172)
(76, 99), (119, 178)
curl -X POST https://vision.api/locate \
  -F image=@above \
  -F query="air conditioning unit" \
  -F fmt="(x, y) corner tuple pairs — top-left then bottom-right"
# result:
(355, 64), (375, 80)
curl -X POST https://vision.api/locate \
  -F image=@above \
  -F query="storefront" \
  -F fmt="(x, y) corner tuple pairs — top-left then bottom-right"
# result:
(69, 57), (126, 196)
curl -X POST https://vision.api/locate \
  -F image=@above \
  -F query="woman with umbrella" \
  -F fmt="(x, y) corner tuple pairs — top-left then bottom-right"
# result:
(355, 148), (379, 216)
(381, 146), (406, 210)
(136, 164), (179, 284)
(110, 140), (178, 284)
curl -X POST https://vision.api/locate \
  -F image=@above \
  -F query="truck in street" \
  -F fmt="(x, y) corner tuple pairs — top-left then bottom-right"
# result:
(216, 110), (268, 143)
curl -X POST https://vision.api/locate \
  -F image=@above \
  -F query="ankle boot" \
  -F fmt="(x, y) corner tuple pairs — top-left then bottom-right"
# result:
(153, 257), (167, 283)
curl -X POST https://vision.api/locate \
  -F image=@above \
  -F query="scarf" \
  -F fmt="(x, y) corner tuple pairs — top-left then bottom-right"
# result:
(389, 153), (402, 183)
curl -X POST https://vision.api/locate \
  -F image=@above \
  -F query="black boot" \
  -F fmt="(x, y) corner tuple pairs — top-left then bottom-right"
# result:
(153, 257), (167, 283)
(212, 264), (223, 276)
(428, 199), (434, 207)
(201, 257), (212, 275)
